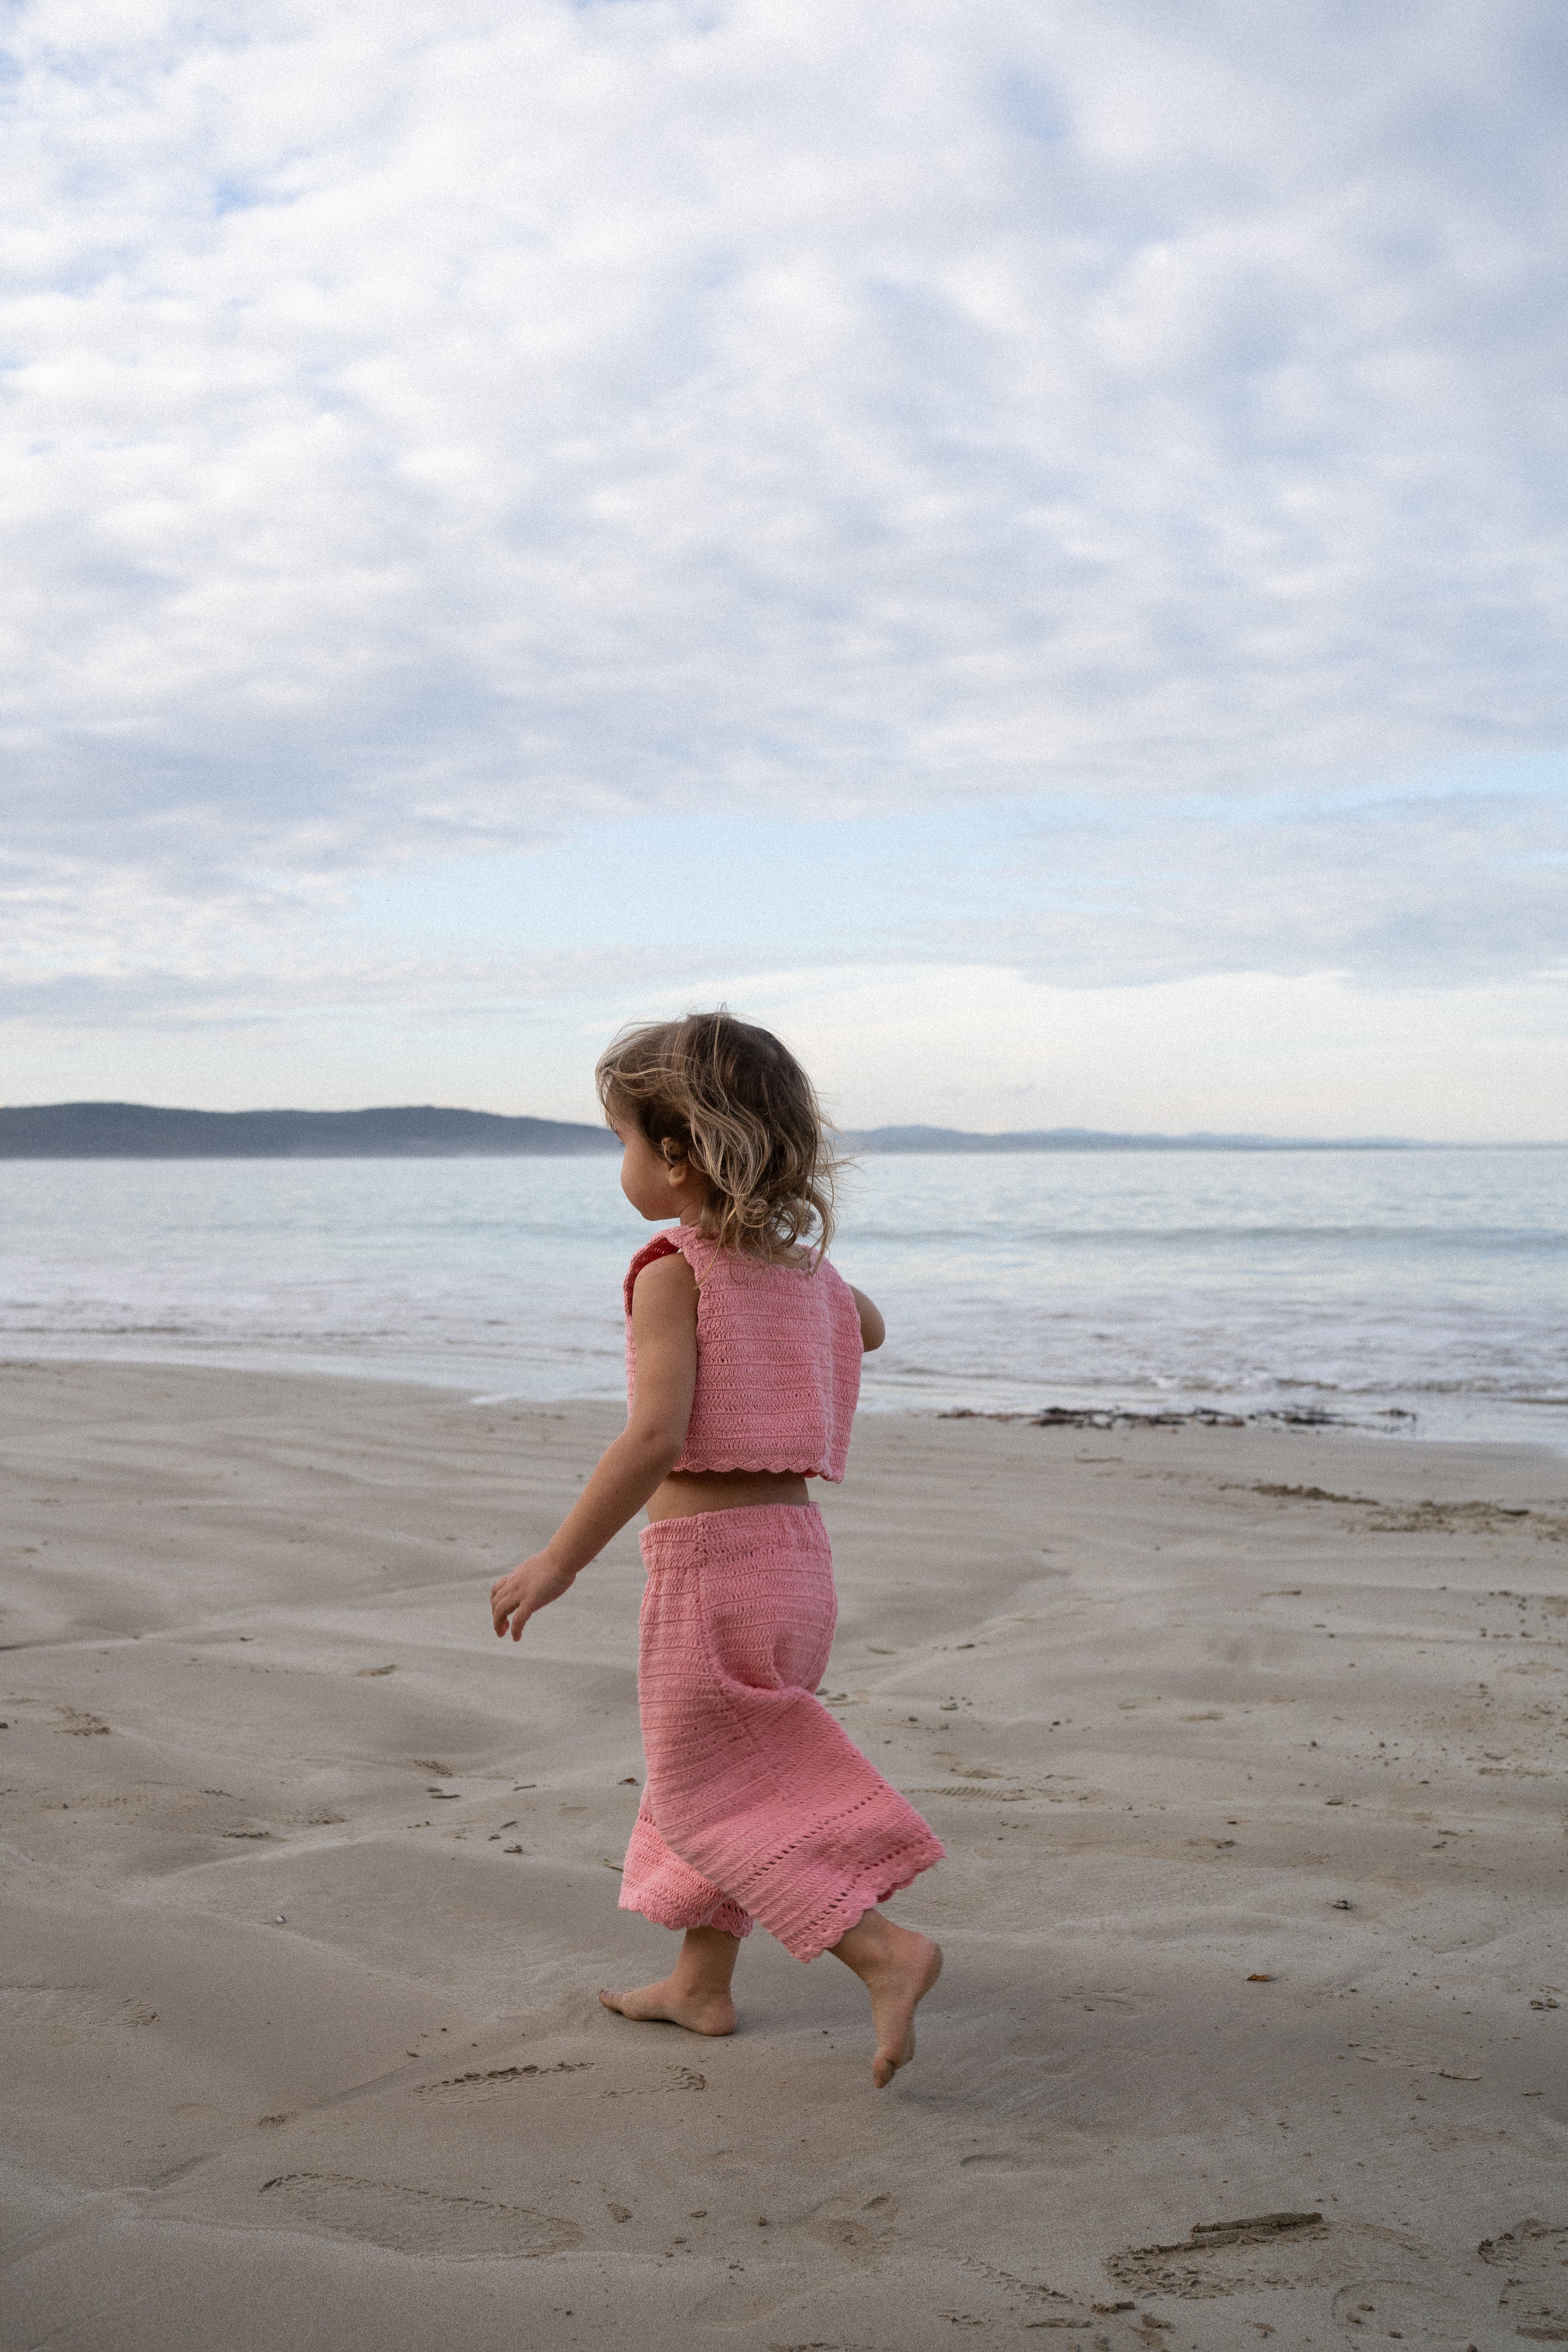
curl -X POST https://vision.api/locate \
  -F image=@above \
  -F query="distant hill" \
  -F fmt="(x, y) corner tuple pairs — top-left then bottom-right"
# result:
(0, 1102), (1420, 1158)
(844, 1124), (1414, 1153)
(0, 1102), (620, 1158)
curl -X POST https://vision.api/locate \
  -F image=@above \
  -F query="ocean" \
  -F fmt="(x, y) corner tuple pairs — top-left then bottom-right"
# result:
(2, 1148), (1564, 1450)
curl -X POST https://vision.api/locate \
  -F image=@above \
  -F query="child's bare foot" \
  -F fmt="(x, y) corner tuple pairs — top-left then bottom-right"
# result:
(598, 1976), (737, 2035)
(830, 1909), (944, 2087)
(599, 1925), (740, 2036)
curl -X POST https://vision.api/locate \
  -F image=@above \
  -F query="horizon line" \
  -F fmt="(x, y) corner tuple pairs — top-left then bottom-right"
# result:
(0, 1100), (1563, 1153)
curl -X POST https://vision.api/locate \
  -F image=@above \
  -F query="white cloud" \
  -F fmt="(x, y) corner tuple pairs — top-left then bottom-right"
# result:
(5, 956), (1564, 1141)
(741, 963), (1568, 1142)
(7, 6), (1568, 847)
(6, 773), (1561, 1037)
(2, 0), (1565, 1114)
(935, 781), (1568, 988)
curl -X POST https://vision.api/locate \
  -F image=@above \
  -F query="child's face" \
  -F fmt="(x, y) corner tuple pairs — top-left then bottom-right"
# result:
(610, 1110), (709, 1226)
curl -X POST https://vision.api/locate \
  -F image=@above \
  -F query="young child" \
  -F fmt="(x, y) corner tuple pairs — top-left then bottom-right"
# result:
(490, 1010), (944, 2087)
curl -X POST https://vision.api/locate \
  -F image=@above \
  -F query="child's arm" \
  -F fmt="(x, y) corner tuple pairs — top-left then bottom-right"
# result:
(490, 1251), (698, 1641)
(849, 1285), (885, 1352)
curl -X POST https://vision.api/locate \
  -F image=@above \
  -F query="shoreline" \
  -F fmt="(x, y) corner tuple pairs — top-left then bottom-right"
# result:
(4, 1346), (1563, 1460)
(3, 1357), (1566, 2347)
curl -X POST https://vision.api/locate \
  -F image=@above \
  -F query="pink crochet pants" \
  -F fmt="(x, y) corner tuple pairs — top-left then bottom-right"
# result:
(618, 1503), (944, 1962)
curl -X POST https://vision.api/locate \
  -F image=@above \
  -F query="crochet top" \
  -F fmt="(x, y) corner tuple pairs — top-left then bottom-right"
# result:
(624, 1225), (864, 1481)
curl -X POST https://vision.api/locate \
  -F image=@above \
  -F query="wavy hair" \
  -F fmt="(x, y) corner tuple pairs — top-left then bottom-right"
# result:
(596, 1009), (838, 1260)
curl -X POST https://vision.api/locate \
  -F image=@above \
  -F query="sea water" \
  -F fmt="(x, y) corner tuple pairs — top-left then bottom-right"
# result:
(1, 1149), (1564, 1449)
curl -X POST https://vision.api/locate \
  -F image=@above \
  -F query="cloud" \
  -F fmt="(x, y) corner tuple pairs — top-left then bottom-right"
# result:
(7, 772), (1561, 1040)
(11, 956), (1564, 1140)
(931, 778), (1568, 988)
(2, 0), (1565, 1127)
(5, 0), (1568, 895)
(748, 963), (1568, 1141)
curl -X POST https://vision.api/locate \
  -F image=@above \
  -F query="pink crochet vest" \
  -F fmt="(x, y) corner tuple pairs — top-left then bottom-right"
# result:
(623, 1226), (864, 1481)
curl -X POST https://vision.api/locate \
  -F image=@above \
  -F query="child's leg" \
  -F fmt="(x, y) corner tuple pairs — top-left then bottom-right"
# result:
(830, 1908), (944, 2089)
(599, 1926), (741, 2038)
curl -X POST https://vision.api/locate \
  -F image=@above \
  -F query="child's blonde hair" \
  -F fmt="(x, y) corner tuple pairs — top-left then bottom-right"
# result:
(596, 1009), (838, 1260)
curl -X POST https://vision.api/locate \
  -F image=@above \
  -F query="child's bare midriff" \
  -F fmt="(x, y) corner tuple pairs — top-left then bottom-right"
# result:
(646, 1466), (810, 1520)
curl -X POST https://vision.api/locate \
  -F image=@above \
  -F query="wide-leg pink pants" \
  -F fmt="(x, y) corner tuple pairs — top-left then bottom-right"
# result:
(618, 1503), (944, 1962)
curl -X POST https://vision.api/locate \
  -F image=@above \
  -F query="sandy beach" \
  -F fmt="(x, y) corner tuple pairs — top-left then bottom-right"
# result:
(2, 1356), (1565, 2350)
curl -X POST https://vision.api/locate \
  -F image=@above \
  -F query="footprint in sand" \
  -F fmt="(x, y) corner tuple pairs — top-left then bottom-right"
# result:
(257, 2171), (580, 2256)
(1045, 1989), (1154, 2017)
(688, 2261), (808, 2326)
(0, 1984), (158, 2037)
(1105, 2212), (1432, 2301)
(1348, 2041), (1481, 2080)
(1481, 2217), (1568, 2339)
(414, 2058), (593, 2100)
(802, 2192), (900, 2256)
(962, 2135), (1112, 2174)
(1331, 2276), (1481, 2345)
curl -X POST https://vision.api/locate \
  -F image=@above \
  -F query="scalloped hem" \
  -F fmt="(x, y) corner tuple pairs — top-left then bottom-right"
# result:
(783, 1838), (946, 1963)
(670, 1455), (843, 1483)
(621, 1889), (754, 1938)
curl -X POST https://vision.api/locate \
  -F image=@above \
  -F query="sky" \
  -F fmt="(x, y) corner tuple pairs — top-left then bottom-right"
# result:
(3, 0), (1566, 1137)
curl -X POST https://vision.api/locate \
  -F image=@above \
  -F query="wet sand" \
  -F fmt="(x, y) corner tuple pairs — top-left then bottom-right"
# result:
(2, 1356), (1566, 2350)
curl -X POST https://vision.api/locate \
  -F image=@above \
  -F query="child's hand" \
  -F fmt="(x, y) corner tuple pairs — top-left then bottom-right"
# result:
(490, 1552), (577, 1641)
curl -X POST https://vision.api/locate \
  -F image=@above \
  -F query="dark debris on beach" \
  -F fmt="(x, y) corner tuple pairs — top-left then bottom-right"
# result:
(936, 1404), (1418, 1432)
